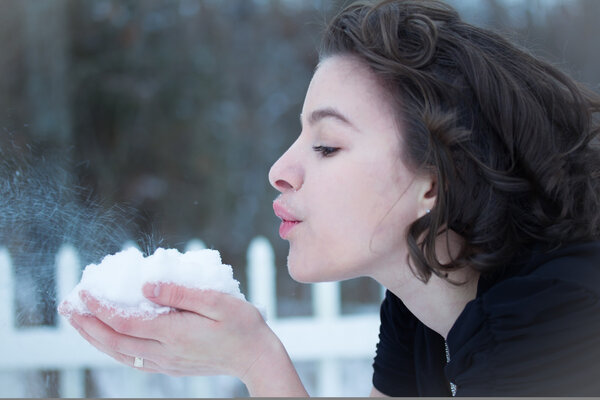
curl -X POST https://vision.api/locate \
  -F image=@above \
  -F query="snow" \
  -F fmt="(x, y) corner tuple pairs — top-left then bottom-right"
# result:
(59, 247), (245, 318)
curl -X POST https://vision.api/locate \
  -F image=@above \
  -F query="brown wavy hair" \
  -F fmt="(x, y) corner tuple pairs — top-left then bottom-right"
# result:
(320, 0), (600, 281)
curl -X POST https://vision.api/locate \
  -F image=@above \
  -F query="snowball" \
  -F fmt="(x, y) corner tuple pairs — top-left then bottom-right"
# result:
(59, 247), (245, 318)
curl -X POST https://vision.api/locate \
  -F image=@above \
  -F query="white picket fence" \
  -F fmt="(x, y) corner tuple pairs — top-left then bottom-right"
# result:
(0, 237), (382, 397)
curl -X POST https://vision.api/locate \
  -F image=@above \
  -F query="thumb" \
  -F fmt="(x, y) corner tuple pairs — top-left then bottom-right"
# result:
(143, 282), (234, 320)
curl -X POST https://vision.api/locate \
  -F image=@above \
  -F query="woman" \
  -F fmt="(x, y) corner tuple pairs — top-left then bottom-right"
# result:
(64, 0), (600, 396)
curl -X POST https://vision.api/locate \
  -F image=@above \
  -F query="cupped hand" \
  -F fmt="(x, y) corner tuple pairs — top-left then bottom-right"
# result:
(60, 284), (280, 380)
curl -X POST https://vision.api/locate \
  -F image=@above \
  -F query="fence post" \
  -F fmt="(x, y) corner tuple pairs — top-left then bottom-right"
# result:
(55, 244), (86, 398)
(313, 281), (342, 396)
(0, 247), (14, 334)
(184, 239), (206, 251)
(247, 236), (276, 321)
(0, 247), (19, 396)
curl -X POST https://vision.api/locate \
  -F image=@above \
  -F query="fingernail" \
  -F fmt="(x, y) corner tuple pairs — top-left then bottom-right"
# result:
(145, 283), (160, 298)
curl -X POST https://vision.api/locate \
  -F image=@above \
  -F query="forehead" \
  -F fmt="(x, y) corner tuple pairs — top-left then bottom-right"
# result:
(303, 55), (398, 134)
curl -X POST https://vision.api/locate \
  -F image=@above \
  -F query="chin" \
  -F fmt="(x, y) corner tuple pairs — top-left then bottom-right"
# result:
(287, 260), (319, 283)
(286, 254), (358, 283)
(286, 253), (329, 283)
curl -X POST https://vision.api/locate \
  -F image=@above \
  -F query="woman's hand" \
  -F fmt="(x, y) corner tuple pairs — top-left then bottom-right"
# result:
(60, 283), (308, 396)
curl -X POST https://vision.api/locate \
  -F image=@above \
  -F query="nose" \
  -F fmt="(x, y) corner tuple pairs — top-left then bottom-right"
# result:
(268, 139), (304, 193)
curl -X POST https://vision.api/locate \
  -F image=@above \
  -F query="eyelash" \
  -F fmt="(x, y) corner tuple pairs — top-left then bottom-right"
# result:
(312, 145), (340, 157)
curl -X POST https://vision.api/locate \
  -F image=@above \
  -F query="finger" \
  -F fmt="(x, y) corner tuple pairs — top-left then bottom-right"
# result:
(143, 283), (245, 320)
(69, 315), (162, 373)
(57, 300), (71, 316)
(79, 290), (169, 341)
(71, 312), (163, 359)
(58, 299), (87, 320)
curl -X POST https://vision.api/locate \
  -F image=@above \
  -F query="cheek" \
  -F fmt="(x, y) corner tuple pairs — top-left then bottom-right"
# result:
(286, 152), (417, 282)
(288, 185), (407, 281)
(369, 198), (415, 252)
(313, 157), (413, 240)
(285, 195), (373, 283)
(340, 161), (417, 252)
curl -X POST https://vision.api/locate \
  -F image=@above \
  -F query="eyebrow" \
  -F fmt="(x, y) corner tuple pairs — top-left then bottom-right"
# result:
(300, 107), (358, 131)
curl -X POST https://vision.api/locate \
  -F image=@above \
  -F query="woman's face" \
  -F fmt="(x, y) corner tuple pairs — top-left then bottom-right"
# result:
(269, 55), (432, 283)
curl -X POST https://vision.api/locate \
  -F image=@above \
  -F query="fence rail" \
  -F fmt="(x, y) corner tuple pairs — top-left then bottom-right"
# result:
(0, 237), (382, 397)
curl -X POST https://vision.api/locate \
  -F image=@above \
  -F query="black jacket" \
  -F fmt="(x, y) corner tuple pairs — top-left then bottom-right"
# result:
(372, 241), (600, 396)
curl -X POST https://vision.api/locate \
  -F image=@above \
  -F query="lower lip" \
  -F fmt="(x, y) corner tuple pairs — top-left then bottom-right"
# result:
(279, 221), (300, 239)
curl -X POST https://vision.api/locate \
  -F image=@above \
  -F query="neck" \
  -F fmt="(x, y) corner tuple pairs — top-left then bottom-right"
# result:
(396, 269), (479, 339)
(372, 231), (479, 339)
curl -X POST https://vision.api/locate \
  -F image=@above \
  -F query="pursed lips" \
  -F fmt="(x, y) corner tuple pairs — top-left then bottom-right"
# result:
(273, 201), (301, 238)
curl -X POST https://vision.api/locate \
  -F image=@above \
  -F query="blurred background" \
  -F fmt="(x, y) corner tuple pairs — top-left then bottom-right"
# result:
(0, 0), (598, 397)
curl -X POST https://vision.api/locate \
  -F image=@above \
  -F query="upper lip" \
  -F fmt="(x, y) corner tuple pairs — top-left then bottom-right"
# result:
(273, 200), (301, 222)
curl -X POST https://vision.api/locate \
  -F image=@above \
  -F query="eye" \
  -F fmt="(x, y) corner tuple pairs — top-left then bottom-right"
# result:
(312, 145), (340, 157)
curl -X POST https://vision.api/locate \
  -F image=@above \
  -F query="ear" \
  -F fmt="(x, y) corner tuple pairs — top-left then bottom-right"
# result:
(415, 172), (437, 219)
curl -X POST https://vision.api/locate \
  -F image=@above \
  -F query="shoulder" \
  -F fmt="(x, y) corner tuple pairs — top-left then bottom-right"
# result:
(478, 241), (600, 316)
(513, 241), (600, 293)
(474, 240), (600, 305)
(447, 241), (600, 395)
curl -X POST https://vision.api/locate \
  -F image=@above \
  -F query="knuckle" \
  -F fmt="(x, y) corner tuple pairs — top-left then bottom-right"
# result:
(167, 286), (187, 308)
(200, 290), (221, 308)
(159, 334), (175, 347)
(239, 307), (261, 326)
(111, 318), (132, 334)
(248, 305), (264, 322)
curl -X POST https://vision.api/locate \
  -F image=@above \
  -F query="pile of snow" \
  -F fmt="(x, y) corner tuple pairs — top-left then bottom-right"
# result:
(59, 247), (245, 318)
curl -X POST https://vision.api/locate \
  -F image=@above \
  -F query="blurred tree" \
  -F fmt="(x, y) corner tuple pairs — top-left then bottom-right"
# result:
(23, 0), (71, 146)
(65, 0), (331, 315)
(0, 0), (599, 321)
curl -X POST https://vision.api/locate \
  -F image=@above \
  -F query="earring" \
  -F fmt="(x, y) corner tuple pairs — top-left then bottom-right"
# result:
(426, 209), (431, 214)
